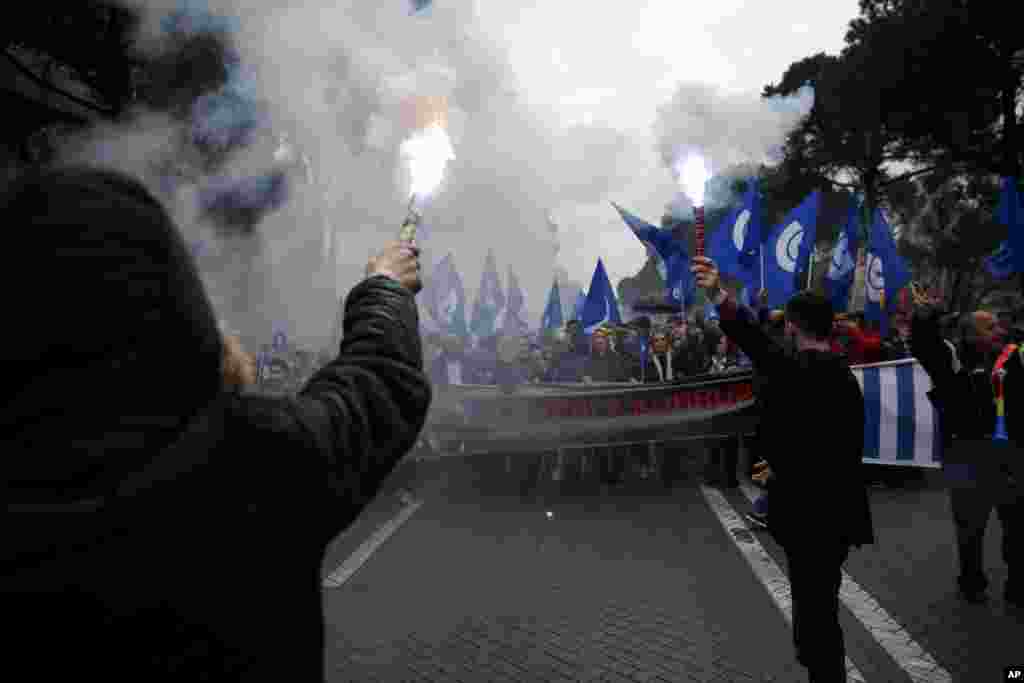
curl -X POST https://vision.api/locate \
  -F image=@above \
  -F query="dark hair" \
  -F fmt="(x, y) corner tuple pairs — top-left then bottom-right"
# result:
(702, 328), (723, 357)
(784, 290), (834, 341)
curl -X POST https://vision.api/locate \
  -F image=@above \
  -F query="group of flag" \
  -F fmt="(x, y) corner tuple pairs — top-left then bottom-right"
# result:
(611, 180), (912, 335)
(419, 250), (533, 340)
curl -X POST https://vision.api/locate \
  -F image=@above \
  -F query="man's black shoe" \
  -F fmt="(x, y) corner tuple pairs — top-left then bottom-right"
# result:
(746, 512), (769, 530)
(959, 587), (988, 604)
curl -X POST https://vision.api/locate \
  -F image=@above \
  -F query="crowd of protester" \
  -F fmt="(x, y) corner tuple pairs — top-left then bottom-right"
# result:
(5, 164), (1022, 683)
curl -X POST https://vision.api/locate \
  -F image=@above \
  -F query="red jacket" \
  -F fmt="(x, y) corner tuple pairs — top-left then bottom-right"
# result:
(832, 326), (883, 365)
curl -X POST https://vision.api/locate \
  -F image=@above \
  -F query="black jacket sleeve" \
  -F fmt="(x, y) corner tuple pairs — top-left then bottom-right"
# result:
(268, 275), (432, 506)
(716, 295), (789, 378)
(910, 306), (957, 397)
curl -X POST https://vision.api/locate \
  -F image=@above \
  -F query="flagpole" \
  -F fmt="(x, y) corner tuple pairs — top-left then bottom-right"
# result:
(807, 248), (815, 290)
(761, 245), (765, 291)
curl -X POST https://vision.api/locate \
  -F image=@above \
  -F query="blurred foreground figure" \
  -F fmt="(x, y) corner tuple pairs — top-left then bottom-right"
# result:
(693, 256), (873, 683)
(1, 166), (430, 680)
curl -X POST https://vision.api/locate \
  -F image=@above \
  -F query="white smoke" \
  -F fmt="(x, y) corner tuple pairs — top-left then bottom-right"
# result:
(653, 81), (814, 191)
(62, 0), (640, 349)
(46, 1), (822, 349)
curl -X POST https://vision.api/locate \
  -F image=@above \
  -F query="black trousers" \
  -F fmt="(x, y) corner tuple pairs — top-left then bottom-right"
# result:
(785, 542), (850, 683)
(949, 486), (1024, 596)
(705, 435), (740, 487)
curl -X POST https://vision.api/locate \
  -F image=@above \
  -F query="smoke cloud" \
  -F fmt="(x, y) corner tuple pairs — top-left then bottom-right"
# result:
(45, 1), (827, 351)
(653, 82), (814, 197)
(50, 0), (659, 350)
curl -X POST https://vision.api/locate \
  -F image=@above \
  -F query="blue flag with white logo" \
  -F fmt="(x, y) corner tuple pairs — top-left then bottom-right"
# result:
(581, 259), (622, 333)
(611, 202), (694, 307)
(985, 240), (1017, 280)
(763, 191), (820, 309)
(824, 196), (861, 313)
(470, 249), (506, 338)
(709, 180), (762, 289)
(864, 208), (911, 337)
(541, 280), (564, 332)
(426, 253), (468, 337)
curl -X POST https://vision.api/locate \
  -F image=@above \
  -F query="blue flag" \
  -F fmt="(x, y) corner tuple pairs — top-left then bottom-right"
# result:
(709, 180), (762, 287)
(501, 270), (529, 334)
(541, 280), (564, 332)
(864, 208), (911, 337)
(574, 290), (587, 321)
(410, 0), (432, 15)
(611, 202), (694, 307)
(998, 176), (1024, 274)
(763, 191), (821, 309)
(427, 253), (468, 337)
(470, 250), (506, 338)
(824, 196), (861, 313)
(581, 259), (622, 333)
(985, 241), (1017, 280)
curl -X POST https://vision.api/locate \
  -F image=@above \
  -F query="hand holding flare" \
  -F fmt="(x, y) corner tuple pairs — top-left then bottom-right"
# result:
(398, 121), (455, 243)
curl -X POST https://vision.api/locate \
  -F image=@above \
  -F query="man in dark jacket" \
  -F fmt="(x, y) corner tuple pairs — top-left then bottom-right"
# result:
(693, 256), (874, 683)
(2, 166), (431, 680)
(910, 290), (1023, 606)
(582, 327), (629, 382)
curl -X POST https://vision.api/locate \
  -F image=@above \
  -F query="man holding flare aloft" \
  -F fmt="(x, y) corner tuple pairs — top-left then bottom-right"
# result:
(691, 255), (874, 683)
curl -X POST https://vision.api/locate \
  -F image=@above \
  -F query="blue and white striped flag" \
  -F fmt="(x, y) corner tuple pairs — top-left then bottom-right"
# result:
(851, 359), (942, 468)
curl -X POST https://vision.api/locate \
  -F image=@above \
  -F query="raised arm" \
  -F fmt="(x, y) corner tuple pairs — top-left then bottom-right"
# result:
(691, 257), (789, 376)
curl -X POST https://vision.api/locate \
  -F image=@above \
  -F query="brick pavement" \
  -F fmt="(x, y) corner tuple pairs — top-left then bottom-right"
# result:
(321, 454), (1024, 682)
(323, 483), (810, 682)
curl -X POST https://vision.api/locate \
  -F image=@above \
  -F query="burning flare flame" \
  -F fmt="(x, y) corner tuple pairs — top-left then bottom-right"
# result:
(401, 123), (456, 200)
(675, 153), (710, 207)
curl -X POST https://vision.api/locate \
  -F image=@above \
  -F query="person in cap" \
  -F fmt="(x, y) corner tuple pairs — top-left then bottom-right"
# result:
(2, 165), (431, 680)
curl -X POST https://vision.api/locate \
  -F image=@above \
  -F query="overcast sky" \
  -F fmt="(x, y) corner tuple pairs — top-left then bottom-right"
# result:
(476, 0), (859, 291)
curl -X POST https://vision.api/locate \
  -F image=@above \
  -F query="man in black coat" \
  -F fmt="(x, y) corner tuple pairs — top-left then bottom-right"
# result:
(2, 166), (431, 680)
(582, 327), (629, 383)
(910, 291), (1023, 606)
(692, 256), (874, 683)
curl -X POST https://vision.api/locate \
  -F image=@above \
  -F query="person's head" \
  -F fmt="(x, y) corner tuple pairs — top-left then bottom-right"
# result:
(591, 328), (610, 354)
(783, 291), (834, 348)
(715, 332), (732, 356)
(629, 316), (652, 335)
(959, 310), (1005, 354)
(702, 328), (731, 358)
(651, 330), (670, 355)
(889, 309), (910, 337)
